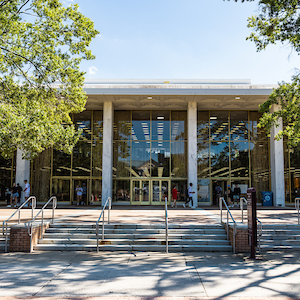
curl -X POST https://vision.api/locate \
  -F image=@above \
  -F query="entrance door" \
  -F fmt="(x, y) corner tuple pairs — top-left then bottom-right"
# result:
(131, 180), (150, 205)
(152, 180), (169, 205)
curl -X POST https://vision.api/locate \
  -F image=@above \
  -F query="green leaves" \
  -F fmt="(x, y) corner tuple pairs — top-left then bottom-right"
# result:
(0, 0), (99, 159)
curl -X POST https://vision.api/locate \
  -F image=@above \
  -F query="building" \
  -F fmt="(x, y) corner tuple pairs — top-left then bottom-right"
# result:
(1, 79), (298, 207)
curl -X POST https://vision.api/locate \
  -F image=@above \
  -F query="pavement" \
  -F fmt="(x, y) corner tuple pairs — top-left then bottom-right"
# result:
(1, 205), (300, 300)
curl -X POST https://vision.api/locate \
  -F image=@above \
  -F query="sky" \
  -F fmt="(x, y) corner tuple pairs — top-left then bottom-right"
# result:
(66, 0), (300, 84)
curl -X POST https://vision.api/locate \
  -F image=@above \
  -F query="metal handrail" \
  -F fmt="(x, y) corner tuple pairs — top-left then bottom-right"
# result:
(219, 196), (237, 253)
(27, 196), (57, 252)
(96, 197), (111, 252)
(3, 196), (36, 253)
(295, 198), (300, 225)
(257, 218), (262, 254)
(240, 197), (247, 223)
(165, 196), (168, 253)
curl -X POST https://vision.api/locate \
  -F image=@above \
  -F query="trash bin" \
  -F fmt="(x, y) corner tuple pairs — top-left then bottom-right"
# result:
(261, 191), (273, 206)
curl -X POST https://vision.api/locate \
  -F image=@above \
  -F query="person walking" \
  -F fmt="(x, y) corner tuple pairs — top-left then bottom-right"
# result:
(183, 183), (195, 208)
(171, 185), (178, 208)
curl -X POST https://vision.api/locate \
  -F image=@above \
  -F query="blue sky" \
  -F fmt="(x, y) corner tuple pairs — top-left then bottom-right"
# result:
(67, 0), (300, 84)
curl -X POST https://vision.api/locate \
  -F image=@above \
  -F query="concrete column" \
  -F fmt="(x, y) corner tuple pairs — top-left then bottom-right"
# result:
(102, 102), (114, 206)
(15, 149), (30, 203)
(188, 102), (198, 207)
(270, 105), (285, 207)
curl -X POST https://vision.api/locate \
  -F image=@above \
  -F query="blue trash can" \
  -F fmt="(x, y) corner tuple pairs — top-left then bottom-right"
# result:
(261, 191), (273, 206)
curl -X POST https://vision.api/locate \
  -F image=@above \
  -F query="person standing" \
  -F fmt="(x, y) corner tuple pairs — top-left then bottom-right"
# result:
(171, 185), (178, 208)
(9, 183), (19, 207)
(183, 183), (195, 208)
(233, 184), (241, 206)
(23, 180), (30, 202)
(75, 184), (83, 205)
(16, 183), (23, 206)
(215, 183), (223, 206)
(82, 182), (87, 205)
(226, 185), (233, 207)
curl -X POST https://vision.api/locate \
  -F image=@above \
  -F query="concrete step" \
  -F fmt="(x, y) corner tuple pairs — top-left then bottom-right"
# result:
(261, 234), (300, 240)
(260, 239), (300, 246)
(260, 245), (300, 251)
(262, 230), (300, 235)
(261, 224), (300, 230)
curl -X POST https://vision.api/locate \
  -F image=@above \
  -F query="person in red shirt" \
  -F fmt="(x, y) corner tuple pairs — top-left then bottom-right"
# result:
(171, 185), (178, 208)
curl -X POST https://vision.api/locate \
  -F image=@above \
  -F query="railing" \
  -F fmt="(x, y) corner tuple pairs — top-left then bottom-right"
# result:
(295, 198), (300, 225)
(3, 196), (36, 253)
(165, 196), (168, 253)
(240, 197), (247, 223)
(96, 197), (111, 252)
(257, 218), (262, 254)
(219, 197), (237, 253)
(27, 196), (57, 252)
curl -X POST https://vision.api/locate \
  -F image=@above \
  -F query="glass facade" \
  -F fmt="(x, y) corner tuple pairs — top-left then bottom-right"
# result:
(197, 111), (270, 204)
(0, 155), (15, 202)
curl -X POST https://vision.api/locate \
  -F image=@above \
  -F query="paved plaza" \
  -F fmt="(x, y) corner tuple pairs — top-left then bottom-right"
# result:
(1, 206), (300, 300)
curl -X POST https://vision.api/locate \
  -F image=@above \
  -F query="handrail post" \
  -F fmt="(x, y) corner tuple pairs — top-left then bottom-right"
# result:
(96, 223), (99, 252)
(102, 209), (105, 240)
(240, 198), (243, 223)
(41, 210), (44, 239)
(233, 223), (236, 253)
(5, 223), (8, 253)
(165, 196), (168, 254)
(296, 198), (300, 225)
(220, 197), (223, 225)
(108, 197), (111, 224)
(226, 209), (229, 240)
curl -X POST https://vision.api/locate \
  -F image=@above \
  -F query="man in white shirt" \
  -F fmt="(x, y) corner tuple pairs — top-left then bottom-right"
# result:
(23, 180), (30, 201)
(183, 183), (195, 208)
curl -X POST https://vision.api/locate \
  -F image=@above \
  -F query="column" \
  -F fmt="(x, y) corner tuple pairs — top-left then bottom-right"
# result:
(15, 149), (30, 203)
(270, 105), (285, 207)
(102, 102), (114, 206)
(188, 102), (198, 207)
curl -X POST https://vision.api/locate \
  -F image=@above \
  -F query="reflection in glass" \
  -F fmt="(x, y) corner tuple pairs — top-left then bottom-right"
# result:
(210, 111), (229, 141)
(113, 180), (130, 201)
(171, 141), (187, 178)
(151, 141), (170, 177)
(284, 143), (290, 202)
(93, 110), (103, 141)
(197, 111), (209, 140)
(230, 142), (249, 177)
(210, 142), (229, 177)
(197, 142), (209, 178)
(141, 181), (150, 202)
(289, 145), (300, 202)
(171, 180), (187, 201)
(73, 142), (91, 176)
(197, 179), (210, 203)
(92, 141), (102, 177)
(152, 111), (170, 141)
(152, 181), (160, 202)
(53, 150), (71, 176)
(74, 111), (92, 141)
(230, 111), (248, 141)
(32, 149), (51, 201)
(91, 179), (102, 203)
(133, 180), (140, 201)
(113, 141), (130, 177)
(171, 111), (187, 140)
(132, 111), (150, 141)
(114, 111), (131, 141)
(249, 112), (268, 141)
(52, 179), (70, 201)
(131, 141), (150, 177)
(250, 141), (269, 203)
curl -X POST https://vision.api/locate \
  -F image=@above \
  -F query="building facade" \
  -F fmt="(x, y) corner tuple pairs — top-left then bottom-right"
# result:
(0, 80), (293, 207)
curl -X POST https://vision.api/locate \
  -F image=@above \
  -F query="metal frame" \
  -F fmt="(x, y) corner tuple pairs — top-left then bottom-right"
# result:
(165, 196), (168, 253)
(295, 198), (300, 225)
(96, 197), (111, 252)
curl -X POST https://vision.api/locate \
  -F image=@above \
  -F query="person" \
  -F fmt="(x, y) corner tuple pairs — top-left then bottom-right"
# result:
(183, 183), (195, 208)
(16, 183), (23, 206)
(9, 183), (19, 207)
(233, 184), (241, 206)
(5, 187), (11, 206)
(23, 180), (30, 202)
(215, 183), (223, 205)
(75, 184), (83, 205)
(226, 185), (233, 207)
(171, 185), (178, 208)
(82, 182), (87, 205)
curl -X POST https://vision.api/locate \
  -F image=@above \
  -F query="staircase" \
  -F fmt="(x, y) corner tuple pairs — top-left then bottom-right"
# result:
(34, 223), (232, 252)
(260, 224), (300, 251)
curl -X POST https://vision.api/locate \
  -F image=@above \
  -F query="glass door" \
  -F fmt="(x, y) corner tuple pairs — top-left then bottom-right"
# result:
(151, 180), (169, 205)
(131, 180), (150, 205)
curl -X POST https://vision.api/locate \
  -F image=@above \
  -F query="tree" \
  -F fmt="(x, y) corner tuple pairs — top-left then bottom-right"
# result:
(0, 0), (99, 159)
(231, 0), (300, 146)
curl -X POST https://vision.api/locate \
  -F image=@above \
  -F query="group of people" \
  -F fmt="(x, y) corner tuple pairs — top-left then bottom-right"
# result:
(6, 180), (30, 207)
(215, 183), (241, 207)
(171, 183), (195, 208)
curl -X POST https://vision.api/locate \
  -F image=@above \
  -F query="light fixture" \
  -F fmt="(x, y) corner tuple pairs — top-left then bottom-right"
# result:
(235, 96), (241, 100)
(157, 116), (164, 120)
(210, 116), (217, 120)
(147, 96), (152, 100)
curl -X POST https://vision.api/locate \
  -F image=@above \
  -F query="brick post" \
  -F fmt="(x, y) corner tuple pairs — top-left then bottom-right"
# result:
(226, 224), (251, 253)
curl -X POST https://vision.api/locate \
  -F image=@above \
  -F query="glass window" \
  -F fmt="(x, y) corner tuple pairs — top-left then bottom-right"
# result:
(230, 141), (249, 178)
(53, 150), (71, 176)
(93, 110), (103, 141)
(151, 141), (170, 177)
(289, 145), (300, 202)
(113, 141), (130, 178)
(74, 111), (92, 141)
(52, 179), (70, 201)
(210, 142), (229, 177)
(171, 141), (187, 178)
(197, 142), (209, 178)
(230, 111), (248, 141)
(171, 180), (187, 201)
(91, 179), (102, 203)
(72, 141), (91, 176)
(92, 141), (102, 177)
(197, 111), (209, 140)
(132, 111), (150, 141)
(171, 111), (187, 140)
(114, 111), (131, 141)
(131, 141), (151, 177)
(284, 142), (290, 202)
(210, 111), (229, 141)
(249, 111), (268, 142)
(197, 179), (210, 203)
(0, 156), (13, 200)
(113, 179), (130, 202)
(152, 111), (170, 141)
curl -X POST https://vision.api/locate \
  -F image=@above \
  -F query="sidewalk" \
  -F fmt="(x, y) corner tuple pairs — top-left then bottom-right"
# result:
(1, 250), (300, 299)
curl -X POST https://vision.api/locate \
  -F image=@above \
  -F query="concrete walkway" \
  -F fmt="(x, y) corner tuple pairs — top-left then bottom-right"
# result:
(1, 250), (300, 299)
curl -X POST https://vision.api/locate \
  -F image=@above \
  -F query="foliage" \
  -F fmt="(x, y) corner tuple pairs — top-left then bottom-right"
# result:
(0, 0), (99, 159)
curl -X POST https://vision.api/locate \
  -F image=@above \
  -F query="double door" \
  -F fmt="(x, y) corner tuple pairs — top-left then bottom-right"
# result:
(132, 179), (169, 205)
